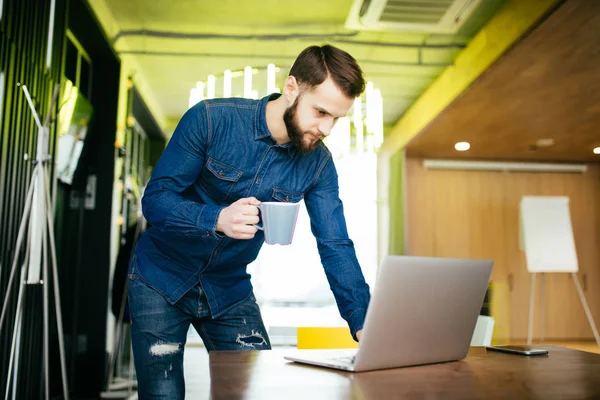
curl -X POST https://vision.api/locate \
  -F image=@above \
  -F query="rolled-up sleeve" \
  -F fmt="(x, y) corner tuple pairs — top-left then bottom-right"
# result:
(142, 102), (224, 237)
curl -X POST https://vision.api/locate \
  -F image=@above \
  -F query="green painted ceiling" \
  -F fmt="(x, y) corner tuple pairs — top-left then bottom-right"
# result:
(95, 0), (505, 134)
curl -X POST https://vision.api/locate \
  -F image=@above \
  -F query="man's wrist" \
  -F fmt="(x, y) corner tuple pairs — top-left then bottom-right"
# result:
(197, 205), (225, 237)
(215, 209), (224, 233)
(348, 307), (367, 341)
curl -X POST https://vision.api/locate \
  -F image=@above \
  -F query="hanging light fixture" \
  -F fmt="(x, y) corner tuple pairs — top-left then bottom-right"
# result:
(353, 97), (364, 153)
(188, 67), (384, 155)
(223, 69), (232, 98)
(207, 75), (216, 99)
(267, 63), (278, 94)
(243, 66), (253, 98)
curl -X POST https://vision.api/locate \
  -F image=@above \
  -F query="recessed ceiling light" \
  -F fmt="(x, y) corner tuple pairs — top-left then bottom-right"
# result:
(594, 147), (600, 155)
(536, 138), (555, 147)
(455, 142), (470, 151)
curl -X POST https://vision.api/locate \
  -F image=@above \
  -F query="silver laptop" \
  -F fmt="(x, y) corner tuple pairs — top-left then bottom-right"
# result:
(284, 255), (493, 372)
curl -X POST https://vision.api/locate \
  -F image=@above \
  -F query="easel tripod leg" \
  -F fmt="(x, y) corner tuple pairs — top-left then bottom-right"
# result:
(44, 167), (70, 399)
(4, 264), (29, 400)
(41, 170), (50, 400)
(2, 167), (38, 400)
(540, 273), (545, 342)
(528, 273), (536, 345)
(571, 273), (600, 347)
(0, 167), (38, 332)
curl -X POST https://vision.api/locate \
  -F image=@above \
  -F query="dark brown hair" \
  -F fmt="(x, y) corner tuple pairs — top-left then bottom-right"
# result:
(288, 44), (366, 98)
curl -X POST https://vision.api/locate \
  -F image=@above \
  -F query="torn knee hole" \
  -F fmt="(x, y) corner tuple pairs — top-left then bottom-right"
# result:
(149, 342), (181, 357)
(236, 330), (267, 349)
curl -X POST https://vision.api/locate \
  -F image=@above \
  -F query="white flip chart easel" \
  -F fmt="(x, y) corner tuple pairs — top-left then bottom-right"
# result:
(520, 196), (599, 346)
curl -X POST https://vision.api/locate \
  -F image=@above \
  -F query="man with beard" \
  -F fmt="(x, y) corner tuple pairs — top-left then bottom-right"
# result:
(128, 44), (371, 398)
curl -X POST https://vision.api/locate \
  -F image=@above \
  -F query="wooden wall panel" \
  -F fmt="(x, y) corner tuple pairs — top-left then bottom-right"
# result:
(406, 0), (600, 163)
(406, 158), (600, 340)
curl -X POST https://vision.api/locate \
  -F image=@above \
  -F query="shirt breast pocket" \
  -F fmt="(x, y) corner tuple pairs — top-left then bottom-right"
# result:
(199, 157), (243, 201)
(271, 187), (304, 203)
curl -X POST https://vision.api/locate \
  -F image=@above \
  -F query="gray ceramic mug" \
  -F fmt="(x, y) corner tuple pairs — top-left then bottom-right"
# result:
(254, 202), (301, 245)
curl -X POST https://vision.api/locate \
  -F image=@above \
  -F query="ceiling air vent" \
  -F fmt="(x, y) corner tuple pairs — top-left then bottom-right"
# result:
(346, 0), (482, 33)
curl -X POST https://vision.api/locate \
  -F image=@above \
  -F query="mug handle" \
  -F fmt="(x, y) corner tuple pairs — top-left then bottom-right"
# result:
(254, 205), (263, 231)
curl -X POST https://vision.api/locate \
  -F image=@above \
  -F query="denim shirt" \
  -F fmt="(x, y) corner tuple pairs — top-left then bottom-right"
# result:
(135, 93), (371, 338)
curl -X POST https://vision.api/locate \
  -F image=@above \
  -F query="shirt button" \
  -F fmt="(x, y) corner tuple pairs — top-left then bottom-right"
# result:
(255, 178), (260, 183)
(205, 231), (211, 237)
(285, 196), (289, 201)
(218, 171), (223, 176)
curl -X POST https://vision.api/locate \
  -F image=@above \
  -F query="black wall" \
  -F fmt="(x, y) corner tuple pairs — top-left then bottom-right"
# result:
(0, 0), (68, 397)
(131, 86), (166, 167)
(0, 0), (121, 397)
(58, 0), (120, 396)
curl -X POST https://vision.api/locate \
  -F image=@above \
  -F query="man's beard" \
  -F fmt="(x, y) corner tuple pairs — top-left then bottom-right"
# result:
(283, 99), (321, 154)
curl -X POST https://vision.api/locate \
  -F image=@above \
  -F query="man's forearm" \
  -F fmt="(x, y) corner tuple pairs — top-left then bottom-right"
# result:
(142, 190), (224, 237)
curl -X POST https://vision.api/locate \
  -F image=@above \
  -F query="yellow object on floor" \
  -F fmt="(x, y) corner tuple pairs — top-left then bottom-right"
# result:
(297, 327), (359, 349)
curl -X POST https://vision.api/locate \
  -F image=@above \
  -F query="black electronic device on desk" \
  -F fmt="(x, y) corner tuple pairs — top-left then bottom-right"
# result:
(486, 345), (549, 356)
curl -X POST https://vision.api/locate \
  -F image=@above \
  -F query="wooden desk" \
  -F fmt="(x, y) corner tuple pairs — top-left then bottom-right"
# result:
(186, 345), (600, 399)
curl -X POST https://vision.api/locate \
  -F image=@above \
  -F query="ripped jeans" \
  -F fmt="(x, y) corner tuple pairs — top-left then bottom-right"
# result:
(128, 259), (271, 399)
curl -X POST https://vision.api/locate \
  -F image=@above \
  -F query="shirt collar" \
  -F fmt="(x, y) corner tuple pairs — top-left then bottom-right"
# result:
(281, 142), (298, 159)
(254, 93), (297, 159)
